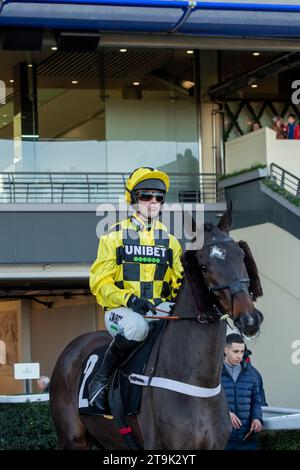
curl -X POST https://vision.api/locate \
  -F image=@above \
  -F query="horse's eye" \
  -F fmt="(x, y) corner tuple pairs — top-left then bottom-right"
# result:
(201, 265), (208, 273)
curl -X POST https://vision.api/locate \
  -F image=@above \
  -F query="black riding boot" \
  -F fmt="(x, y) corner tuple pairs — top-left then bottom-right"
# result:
(88, 334), (139, 413)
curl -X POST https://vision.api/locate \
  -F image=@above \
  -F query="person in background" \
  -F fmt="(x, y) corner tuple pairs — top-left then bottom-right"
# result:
(222, 334), (263, 450)
(37, 375), (50, 393)
(272, 116), (287, 139)
(285, 113), (300, 140)
(251, 122), (261, 132)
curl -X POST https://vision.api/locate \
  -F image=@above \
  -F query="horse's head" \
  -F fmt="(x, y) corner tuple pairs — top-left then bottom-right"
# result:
(182, 204), (263, 337)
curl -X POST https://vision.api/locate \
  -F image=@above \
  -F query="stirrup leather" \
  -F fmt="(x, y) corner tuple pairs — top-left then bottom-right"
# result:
(89, 383), (107, 405)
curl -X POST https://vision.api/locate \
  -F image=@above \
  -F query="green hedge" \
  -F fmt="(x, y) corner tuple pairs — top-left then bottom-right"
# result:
(263, 179), (300, 207)
(0, 402), (57, 450)
(1, 402), (300, 449)
(258, 430), (300, 450)
(218, 163), (267, 181)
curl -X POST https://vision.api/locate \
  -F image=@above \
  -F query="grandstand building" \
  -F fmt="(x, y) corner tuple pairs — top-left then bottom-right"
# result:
(0, 1), (299, 407)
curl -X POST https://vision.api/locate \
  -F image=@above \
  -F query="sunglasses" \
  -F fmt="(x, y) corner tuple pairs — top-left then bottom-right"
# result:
(136, 191), (165, 203)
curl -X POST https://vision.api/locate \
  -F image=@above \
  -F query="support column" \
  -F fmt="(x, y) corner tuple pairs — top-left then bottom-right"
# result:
(194, 50), (202, 174)
(13, 62), (38, 171)
(198, 51), (224, 175)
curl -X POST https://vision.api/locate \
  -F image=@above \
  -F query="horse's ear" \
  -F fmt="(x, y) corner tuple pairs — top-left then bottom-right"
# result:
(238, 240), (263, 301)
(217, 201), (232, 234)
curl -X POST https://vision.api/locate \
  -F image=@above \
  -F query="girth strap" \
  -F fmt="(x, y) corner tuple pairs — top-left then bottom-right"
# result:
(128, 373), (221, 398)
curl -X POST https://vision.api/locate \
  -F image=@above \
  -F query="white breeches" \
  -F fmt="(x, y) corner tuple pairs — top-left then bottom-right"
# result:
(104, 302), (173, 341)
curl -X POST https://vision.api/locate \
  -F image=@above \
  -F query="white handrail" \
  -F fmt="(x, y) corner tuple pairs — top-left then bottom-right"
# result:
(263, 414), (300, 431)
(263, 406), (300, 415)
(0, 393), (49, 403)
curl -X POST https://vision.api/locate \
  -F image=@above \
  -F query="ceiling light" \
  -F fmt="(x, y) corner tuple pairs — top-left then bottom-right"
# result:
(28, 64), (33, 68)
(251, 84), (258, 88)
(2, 114), (7, 118)
(9, 79), (14, 83)
(71, 80), (78, 84)
(3, 122), (7, 126)
(253, 52), (260, 56)
(181, 80), (195, 90)
(21, 134), (39, 138)
(186, 50), (194, 54)
(120, 48), (127, 53)
(133, 81), (140, 86)
(51, 46), (58, 51)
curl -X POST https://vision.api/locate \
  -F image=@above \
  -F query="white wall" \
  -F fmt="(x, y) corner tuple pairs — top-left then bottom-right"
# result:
(225, 127), (267, 173)
(266, 131), (300, 178)
(231, 223), (300, 408)
(226, 127), (300, 177)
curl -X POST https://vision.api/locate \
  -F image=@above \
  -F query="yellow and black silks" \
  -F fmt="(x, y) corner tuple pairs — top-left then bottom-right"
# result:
(90, 213), (183, 310)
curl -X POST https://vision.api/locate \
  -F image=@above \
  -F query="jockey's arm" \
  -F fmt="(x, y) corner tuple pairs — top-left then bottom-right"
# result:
(90, 235), (132, 309)
(169, 237), (184, 300)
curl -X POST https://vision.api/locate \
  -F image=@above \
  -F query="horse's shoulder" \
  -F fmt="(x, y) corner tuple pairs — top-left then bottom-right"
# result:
(67, 330), (110, 351)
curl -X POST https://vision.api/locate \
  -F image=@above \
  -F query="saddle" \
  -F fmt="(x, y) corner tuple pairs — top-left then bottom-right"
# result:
(78, 320), (165, 418)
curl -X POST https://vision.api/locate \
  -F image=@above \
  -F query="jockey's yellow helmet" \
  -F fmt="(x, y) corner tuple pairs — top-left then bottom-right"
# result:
(125, 167), (170, 204)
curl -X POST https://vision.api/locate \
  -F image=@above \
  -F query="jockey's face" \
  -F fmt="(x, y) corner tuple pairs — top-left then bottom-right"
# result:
(135, 189), (164, 220)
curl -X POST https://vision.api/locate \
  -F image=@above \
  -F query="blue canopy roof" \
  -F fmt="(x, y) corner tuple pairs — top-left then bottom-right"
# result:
(1, 1), (300, 38)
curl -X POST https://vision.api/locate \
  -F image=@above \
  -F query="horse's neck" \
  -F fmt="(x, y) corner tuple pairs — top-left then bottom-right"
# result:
(158, 280), (226, 388)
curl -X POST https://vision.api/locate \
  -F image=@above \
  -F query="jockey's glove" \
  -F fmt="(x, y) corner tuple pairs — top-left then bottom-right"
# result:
(126, 295), (156, 316)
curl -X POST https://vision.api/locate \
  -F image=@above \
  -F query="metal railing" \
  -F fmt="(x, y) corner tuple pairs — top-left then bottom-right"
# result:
(0, 172), (223, 204)
(269, 163), (300, 199)
(262, 407), (300, 431)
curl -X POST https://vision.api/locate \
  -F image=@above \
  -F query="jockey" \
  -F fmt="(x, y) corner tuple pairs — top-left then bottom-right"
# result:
(88, 167), (183, 413)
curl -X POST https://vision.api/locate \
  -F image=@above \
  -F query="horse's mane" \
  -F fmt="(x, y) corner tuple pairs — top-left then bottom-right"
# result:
(238, 240), (263, 301)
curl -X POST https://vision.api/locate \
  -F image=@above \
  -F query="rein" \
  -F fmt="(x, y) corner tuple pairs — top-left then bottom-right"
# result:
(144, 306), (230, 324)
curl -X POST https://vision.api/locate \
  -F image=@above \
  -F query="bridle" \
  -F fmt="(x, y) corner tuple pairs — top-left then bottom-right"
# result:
(147, 236), (251, 325)
(194, 236), (251, 323)
(203, 237), (250, 309)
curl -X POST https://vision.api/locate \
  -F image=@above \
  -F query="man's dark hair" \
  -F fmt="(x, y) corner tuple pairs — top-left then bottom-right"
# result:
(288, 113), (296, 120)
(226, 333), (245, 346)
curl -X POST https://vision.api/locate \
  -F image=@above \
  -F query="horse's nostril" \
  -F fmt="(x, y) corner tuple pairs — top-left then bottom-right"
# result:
(234, 312), (260, 337)
(256, 309), (264, 325)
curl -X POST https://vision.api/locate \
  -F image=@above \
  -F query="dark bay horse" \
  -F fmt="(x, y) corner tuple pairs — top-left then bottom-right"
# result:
(50, 207), (264, 450)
